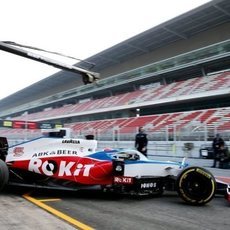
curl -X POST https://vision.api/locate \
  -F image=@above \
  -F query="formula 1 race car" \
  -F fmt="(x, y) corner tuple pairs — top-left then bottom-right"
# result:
(0, 128), (224, 206)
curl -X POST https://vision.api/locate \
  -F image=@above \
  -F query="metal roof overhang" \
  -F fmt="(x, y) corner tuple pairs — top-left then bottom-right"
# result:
(0, 0), (229, 109)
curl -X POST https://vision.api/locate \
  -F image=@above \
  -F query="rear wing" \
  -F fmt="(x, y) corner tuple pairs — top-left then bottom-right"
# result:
(0, 41), (100, 84)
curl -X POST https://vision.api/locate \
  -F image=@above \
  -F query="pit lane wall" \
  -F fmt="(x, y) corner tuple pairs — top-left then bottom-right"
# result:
(97, 141), (229, 158)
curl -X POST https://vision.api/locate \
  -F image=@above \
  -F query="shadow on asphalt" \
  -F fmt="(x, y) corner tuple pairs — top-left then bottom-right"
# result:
(3, 184), (181, 202)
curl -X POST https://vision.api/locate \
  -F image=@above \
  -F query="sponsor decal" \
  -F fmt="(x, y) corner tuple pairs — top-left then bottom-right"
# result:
(56, 150), (78, 155)
(62, 140), (80, 144)
(114, 176), (133, 184)
(13, 147), (24, 157)
(80, 147), (84, 152)
(32, 150), (78, 158)
(32, 152), (49, 157)
(196, 168), (211, 179)
(28, 158), (94, 177)
(140, 182), (157, 189)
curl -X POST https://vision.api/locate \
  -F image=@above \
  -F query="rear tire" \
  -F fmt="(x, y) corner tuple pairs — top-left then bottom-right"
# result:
(176, 166), (216, 205)
(0, 159), (9, 191)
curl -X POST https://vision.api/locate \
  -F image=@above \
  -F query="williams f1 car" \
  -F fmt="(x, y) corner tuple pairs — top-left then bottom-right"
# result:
(0, 128), (226, 205)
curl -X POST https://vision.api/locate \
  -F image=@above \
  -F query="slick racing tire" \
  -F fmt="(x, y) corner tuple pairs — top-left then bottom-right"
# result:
(0, 159), (9, 191)
(176, 166), (216, 205)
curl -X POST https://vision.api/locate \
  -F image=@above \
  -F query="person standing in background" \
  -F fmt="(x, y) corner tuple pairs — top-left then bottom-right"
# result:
(212, 133), (225, 168)
(135, 127), (148, 157)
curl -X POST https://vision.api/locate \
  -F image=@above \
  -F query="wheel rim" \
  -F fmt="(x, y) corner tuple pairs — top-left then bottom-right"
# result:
(182, 172), (213, 200)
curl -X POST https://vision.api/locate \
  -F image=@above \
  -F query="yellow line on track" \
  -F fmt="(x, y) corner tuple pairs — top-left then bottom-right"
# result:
(38, 198), (61, 202)
(23, 193), (95, 230)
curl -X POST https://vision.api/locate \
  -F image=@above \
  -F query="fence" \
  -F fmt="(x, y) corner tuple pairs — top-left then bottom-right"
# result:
(1, 125), (229, 158)
(71, 125), (230, 142)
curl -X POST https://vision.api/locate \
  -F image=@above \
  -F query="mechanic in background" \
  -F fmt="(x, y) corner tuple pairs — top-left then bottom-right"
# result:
(135, 127), (148, 157)
(219, 144), (230, 168)
(212, 133), (225, 168)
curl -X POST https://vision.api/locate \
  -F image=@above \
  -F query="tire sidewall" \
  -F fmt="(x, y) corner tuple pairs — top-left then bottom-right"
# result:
(176, 166), (216, 205)
(0, 159), (9, 191)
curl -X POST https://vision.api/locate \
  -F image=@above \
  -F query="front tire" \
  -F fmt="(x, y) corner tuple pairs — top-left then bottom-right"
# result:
(176, 166), (216, 205)
(0, 159), (9, 191)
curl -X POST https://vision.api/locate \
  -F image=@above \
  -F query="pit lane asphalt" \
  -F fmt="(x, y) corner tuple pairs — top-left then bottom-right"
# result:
(0, 157), (229, 230)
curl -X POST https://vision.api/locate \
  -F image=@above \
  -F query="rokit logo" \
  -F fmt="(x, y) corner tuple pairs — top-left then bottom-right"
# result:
(28, 158), (94, 177)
